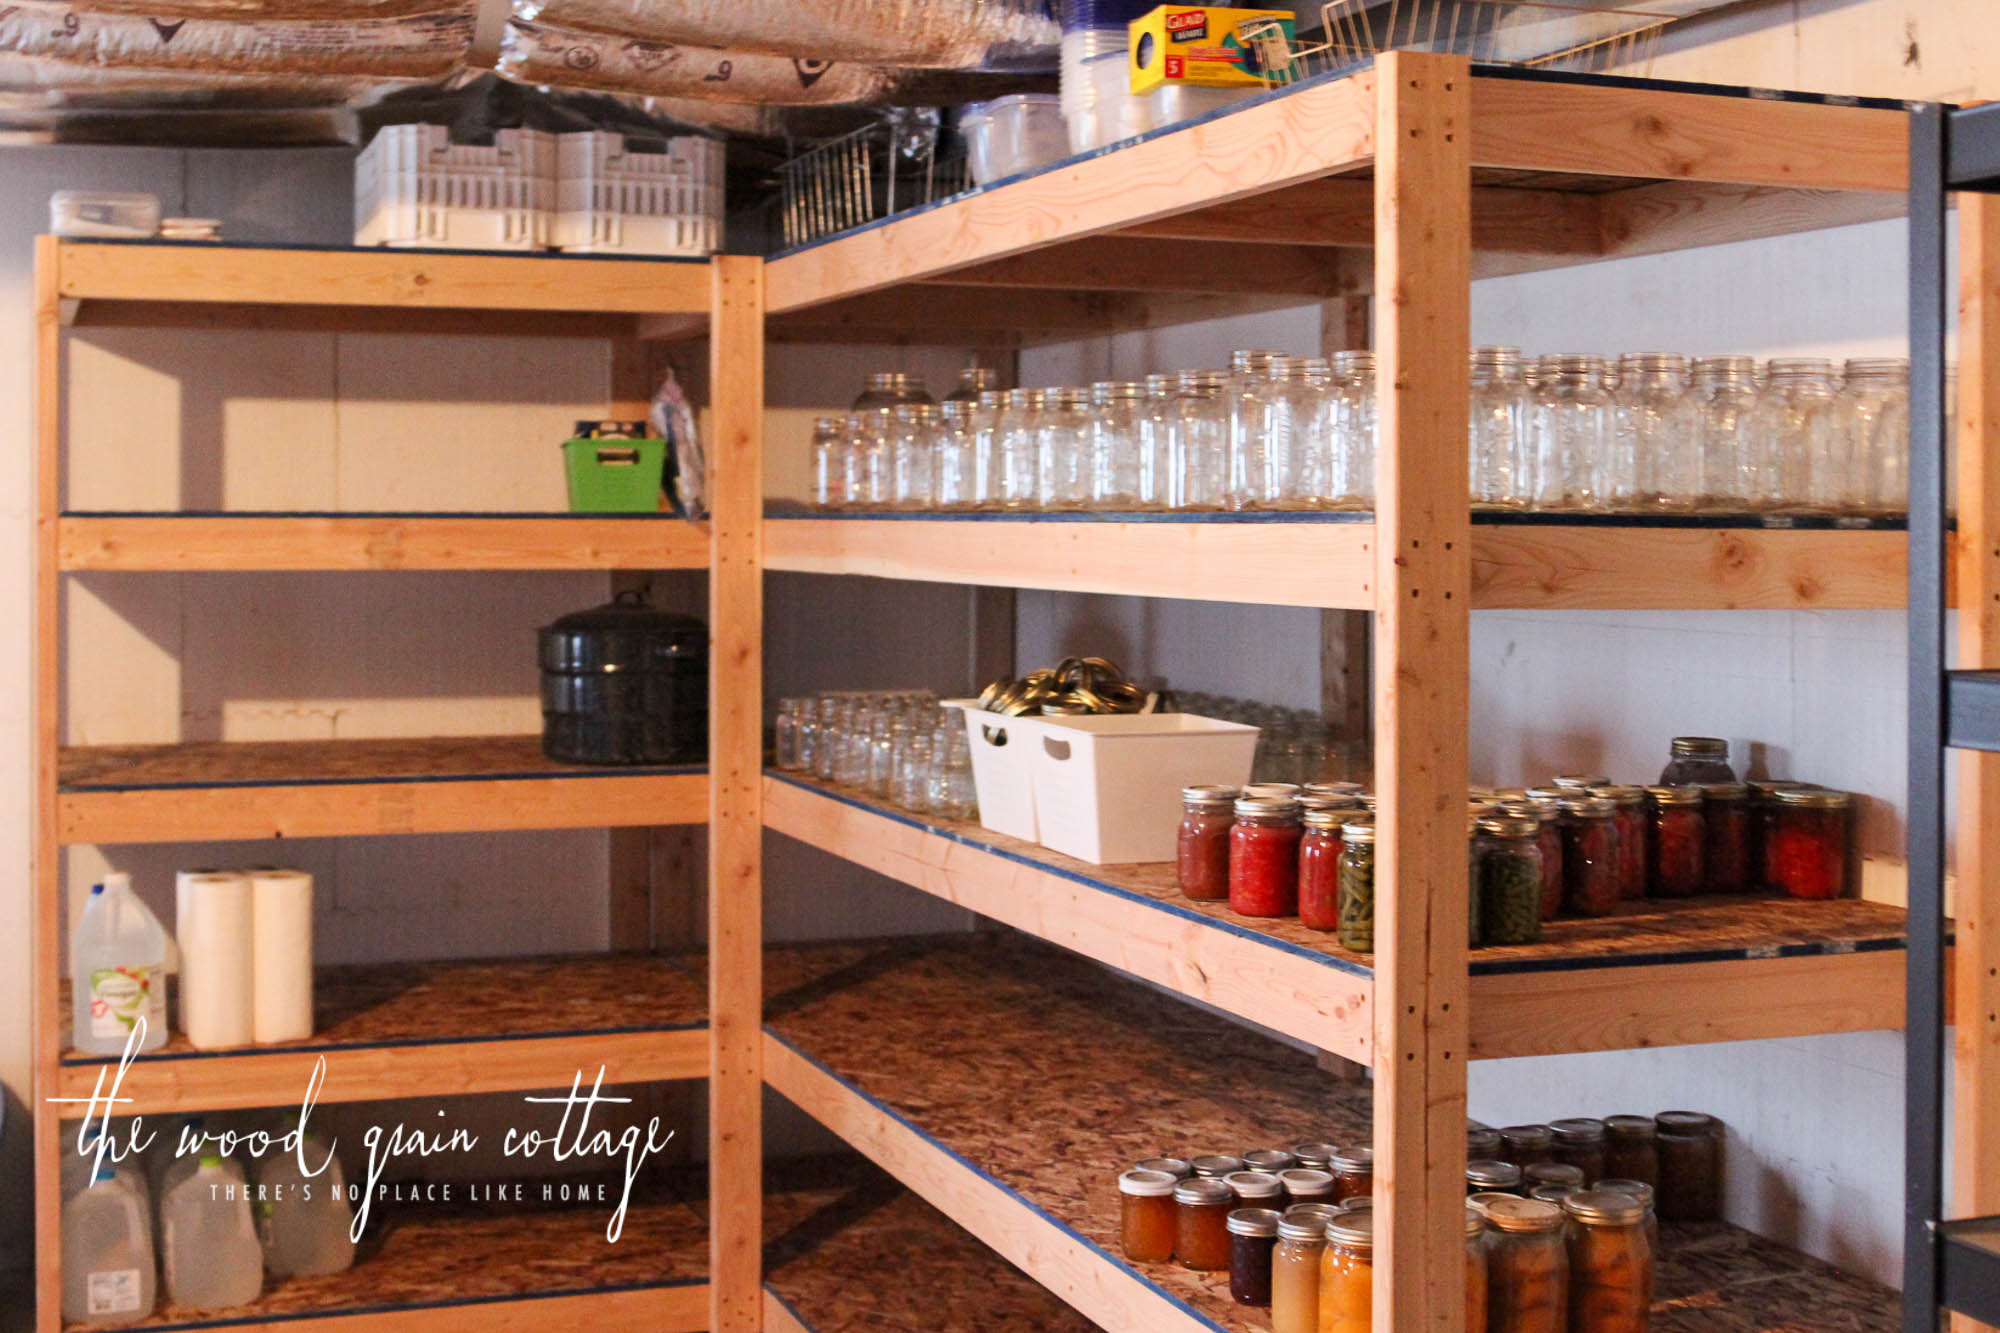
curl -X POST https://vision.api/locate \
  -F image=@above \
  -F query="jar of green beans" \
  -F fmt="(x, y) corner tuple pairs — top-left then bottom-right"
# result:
(1337, 818), (1376, 953)
(1476, 815), (1544, 946)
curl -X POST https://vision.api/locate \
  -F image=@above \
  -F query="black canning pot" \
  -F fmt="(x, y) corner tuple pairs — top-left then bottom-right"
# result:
(537, 592), (708, 765)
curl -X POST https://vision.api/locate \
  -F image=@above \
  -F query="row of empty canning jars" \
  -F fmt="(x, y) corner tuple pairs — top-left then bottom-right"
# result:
(808, 352), (1918, 516)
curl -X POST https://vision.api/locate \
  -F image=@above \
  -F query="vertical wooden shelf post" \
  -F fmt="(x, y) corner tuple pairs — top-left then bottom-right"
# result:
(1956, 192), (2000, 1333)
(1371, 51), (1473, 1333)
(708, 254), (767, 1333)
(32, 233), (63, 1333)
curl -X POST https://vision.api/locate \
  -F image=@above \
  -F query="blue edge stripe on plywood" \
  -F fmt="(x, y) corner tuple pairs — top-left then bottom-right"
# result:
(763, 510), (1909, 530)
(125, 1279), (707, 1332)
(61, 763), (706, 794)
(765, 772), (1907, 978)
(56, 1020), (708, 1068)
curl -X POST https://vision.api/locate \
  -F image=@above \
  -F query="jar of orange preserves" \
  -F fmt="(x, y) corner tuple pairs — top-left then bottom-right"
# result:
(1118, 1169), (1178, 1263)
(1317, 1210), (1374, 1333)
(1174, 1177), (1234, 1271)
(1465, 1206), (1490, 1333)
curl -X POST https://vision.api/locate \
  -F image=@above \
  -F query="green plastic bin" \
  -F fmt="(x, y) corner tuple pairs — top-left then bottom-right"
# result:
(563, 424), (666, 513)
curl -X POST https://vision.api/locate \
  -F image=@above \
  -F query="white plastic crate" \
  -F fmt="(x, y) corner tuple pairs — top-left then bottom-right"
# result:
(948, 701), (1040, 844)
(553, 132), (723, 257)
(354, 123), (556, 251)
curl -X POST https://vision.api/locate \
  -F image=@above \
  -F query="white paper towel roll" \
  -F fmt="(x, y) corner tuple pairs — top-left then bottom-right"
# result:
(249, 869), (314, 1044)
(176, 871), (254, 1049)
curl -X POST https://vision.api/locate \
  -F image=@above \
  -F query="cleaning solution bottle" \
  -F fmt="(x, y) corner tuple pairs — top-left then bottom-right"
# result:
(62, 1164), (155, 1325)
(70, 873), (169, 1056)
(258, 1127), (356, 1276)
(162, 1155), (262, 1311)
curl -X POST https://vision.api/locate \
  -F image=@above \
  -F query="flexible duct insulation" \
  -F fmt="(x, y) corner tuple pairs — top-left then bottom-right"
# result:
(496, 20), (895, 104)
(508, 0), (1057, 69)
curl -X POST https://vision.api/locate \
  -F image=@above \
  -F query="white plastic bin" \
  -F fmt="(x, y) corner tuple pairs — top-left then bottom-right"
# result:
(553, 131), (724, 256)
(960, 94), (1068, 185)
(354, 123), (555, 251)
(949, 701), (1040, 843)
(1025, 711), (1258, 864)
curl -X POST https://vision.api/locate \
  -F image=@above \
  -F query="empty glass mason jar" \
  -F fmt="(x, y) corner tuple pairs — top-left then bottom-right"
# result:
(1170, 369), (1231, 510)
(944, 366), (998, 403)
(892, 723), (932, 810)
(1470, 346), (1532, 509)
(927, 717), (977, 818)
(971, 388), (1004, 510)
(890, 402), (939, 510)
(999, 388), (1045, 510)
(1227, 348), (1285, 510)
(1691, 355), (1759, 511)
(933, 400), (977, 510)
(1328, 350), (1377, 510)
(1531, 354), (1612, 512)
(1089, 380), (1148, 509)
(1837, 357), (1909, 515)
(842, 409), (893, 509)
(1269, 356), (1323, 510)
(853, 371), (934, 410)
(1037, 387), (1093, 510)
(1135, 372), (1177, 510)
(1614, 351), (1697, 512)
(810, 415), (845, 510)
(1752, 357), (1840, 513)
(774, 698), (805, 770)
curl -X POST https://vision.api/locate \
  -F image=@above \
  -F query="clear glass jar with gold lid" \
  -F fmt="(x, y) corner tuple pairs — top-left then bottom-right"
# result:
(1564, 1188), (1653, 1333)
(1483, 1196), (1568, 1333)
(1317, 1209), (1374, 1333)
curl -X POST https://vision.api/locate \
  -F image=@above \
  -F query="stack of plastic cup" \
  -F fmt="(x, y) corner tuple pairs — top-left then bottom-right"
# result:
(1058, 0), (1156, 153)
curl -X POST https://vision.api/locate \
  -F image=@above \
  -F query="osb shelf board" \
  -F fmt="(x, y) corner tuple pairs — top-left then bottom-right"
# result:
(58, 952), (707, 1065)
(764, 933), (1897, 1333)
(58, 736), (703, 791)
(769, 773), (1909, 976)
(84, 1193), (705, 1331)
(762, 1157), (1098, 1333)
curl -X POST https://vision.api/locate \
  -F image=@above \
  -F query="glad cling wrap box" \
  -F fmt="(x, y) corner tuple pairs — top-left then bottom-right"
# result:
(1128, 6), (1296, 94)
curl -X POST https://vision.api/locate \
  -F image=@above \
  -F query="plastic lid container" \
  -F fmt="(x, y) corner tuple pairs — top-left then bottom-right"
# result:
(960, 93), (1069, 186)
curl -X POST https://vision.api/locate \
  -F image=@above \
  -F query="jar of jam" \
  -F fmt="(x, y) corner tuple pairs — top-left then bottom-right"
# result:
(1228, 1207), (1281, 1305)
(1548, 1118), (1606, 1183)
(1591, 784), (1649, 901)
(1330, 1146), (1374, 1201)
(1765, 788), (1852, 900)
(1499, 1124), (1555, 1168)
(1289, 1142), (1339, 1173)
(1646, 784), (1707, 898)
(1660, 735), (1738, 786)
(1279, 1169), (1337, 1208)
(1654, 1111), (1721, 1221)
(1483, 1196), (1568, 1333)
(1271, 1213), (1327, 1333)
(1522, 1162), (1584, 1192)
(1593, 1179), (1659, 1252)
(1243, 1149), (1298, 1175)
(1231, 797), (1303, 917)
(1553, 773), (1610, 791)
(1192, 1154), (1246, 1179)
(1468, 1159), (1525, 1195)
(1477, 816), (1544, 946)
(1466, 1207), (1491, 1333)
(1299, 809), (1348, 931)
(1177, 785), (1239, 901)
(1748, 779), (1805, 882)
(1317, 1211), (1374, 1333)
(1564, 1188), (1653, 1332)
(1699, 782), (1752, 892)
(1600, 1117), (1658, 1187)
(1337, 819), (1377, 952)
(1174, 1177), (1235, 1270)
(1558, 797), (1621, 917)
(1515, 794), (1567, 920)
(1225, 1170), (1285, 1206)
(1119, 1168), (1179, 1263)
(1468, 1125), (1503, 1162)
(1136, 1156), (1193, 1179)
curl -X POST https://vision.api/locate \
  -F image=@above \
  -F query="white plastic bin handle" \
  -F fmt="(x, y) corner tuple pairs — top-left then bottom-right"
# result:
(979, 723), (1009, 748)
(1042, 737), (1072, 761)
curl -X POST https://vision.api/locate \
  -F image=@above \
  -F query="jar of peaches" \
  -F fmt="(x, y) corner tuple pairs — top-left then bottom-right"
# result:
(1317, 1210), (1374, 1333)
(1564, 1188), (1653, 1332)
(1483, 1196), (1568, 1333)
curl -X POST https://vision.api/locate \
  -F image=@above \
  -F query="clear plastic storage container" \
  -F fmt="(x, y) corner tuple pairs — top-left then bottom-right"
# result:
(960, 94), (1069, 184)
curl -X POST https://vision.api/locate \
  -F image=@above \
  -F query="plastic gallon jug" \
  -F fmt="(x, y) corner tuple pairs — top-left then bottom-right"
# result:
(70, 873), (168, 1056)
(163, 1156), (262, 1311)
(258, 1131), (356, 1276)
(62, 1166), (155, 1325)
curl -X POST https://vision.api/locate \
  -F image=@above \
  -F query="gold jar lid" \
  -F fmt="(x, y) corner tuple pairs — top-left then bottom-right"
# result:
(1181, 784), (1240, 807)
(1700, 782), (1750, 801)
(1288, 1142), (1340, 1170)
(1563, 1189), (1648, 1226)
(1549, 1117), (1605, 1144)
(1466, 1160), (1523, 1190)
(1468, 1191), (1519, 1218)
(1646, 784), (1705, 806)
(1464, 1206), (1489, 1238)
(1553, 773), (1610, 789)
(1772, 787), (1851, 809)
(1591, 783), (1646, 805)
(1671, 736), (1729, 757)
(1595, 1179), (1655, 1209)
(1304, 807), (1362, 831)
(1524, 1162), (1585, 1189)
(1234, 797), (1301, 821)
(1559, 796), (1616, 819)
(1523, 786), (1569, 803)
(1603, 1115), (1656, 1140)
(1278, 1214), (1331, 1243)
(1244, 782), (1304, 798)
(1485, 1197), (1565, 1233)
(1305, 781), (1365, 797)
(1330, 1146), (1374, 1172)
(1301, 793), (1363, 812)
(1339, 819), (1376, 844)
(1479, 816), (1539, 839)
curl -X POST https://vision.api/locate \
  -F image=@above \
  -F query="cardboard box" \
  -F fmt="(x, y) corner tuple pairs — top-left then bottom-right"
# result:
(1129, 5), (1296, 94)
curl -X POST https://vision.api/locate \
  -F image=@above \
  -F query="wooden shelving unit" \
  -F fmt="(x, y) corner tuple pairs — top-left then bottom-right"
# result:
(762, 934), (1900, 1333)
(747, 53), (1926, 1333)
(31, 239), (762, 1333)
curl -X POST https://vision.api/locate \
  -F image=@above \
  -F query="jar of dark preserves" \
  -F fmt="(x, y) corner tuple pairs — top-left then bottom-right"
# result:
(1591, 784), (1648, 901)
(1227, 1207), (1281, 1305)
(1499, 1124), (1555, 1168)
(1477, 815), (1544, 946)
(1548, 1118), (1606, 1183)
(1600, 1117), (1658, 1187)
(1700, 782), (1752, 892)
(1177, 785), (1238, 901)
(1654, 1111), (1721, 1221)
(1764, 788), (1852, 900)
(1230, 797), (1302, 917)
(1558, 797), (1622, 917)
(1660, 735), (1737, 785)
(1646, 785), (1706, 898)
(1469, 1125), (1503, 1162)
(1337, 819), (1377, 953)
(1298, 808), (1347, 931)
(1468, 1159), (1525, 1195)
(1522, 1162), (1584, 1192)
(1330, 1146), (1374, 1202)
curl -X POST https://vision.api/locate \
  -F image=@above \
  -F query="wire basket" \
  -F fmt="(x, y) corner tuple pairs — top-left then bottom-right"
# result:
(778, 107), (970, 249)
(1243, 0), (1678, 84)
